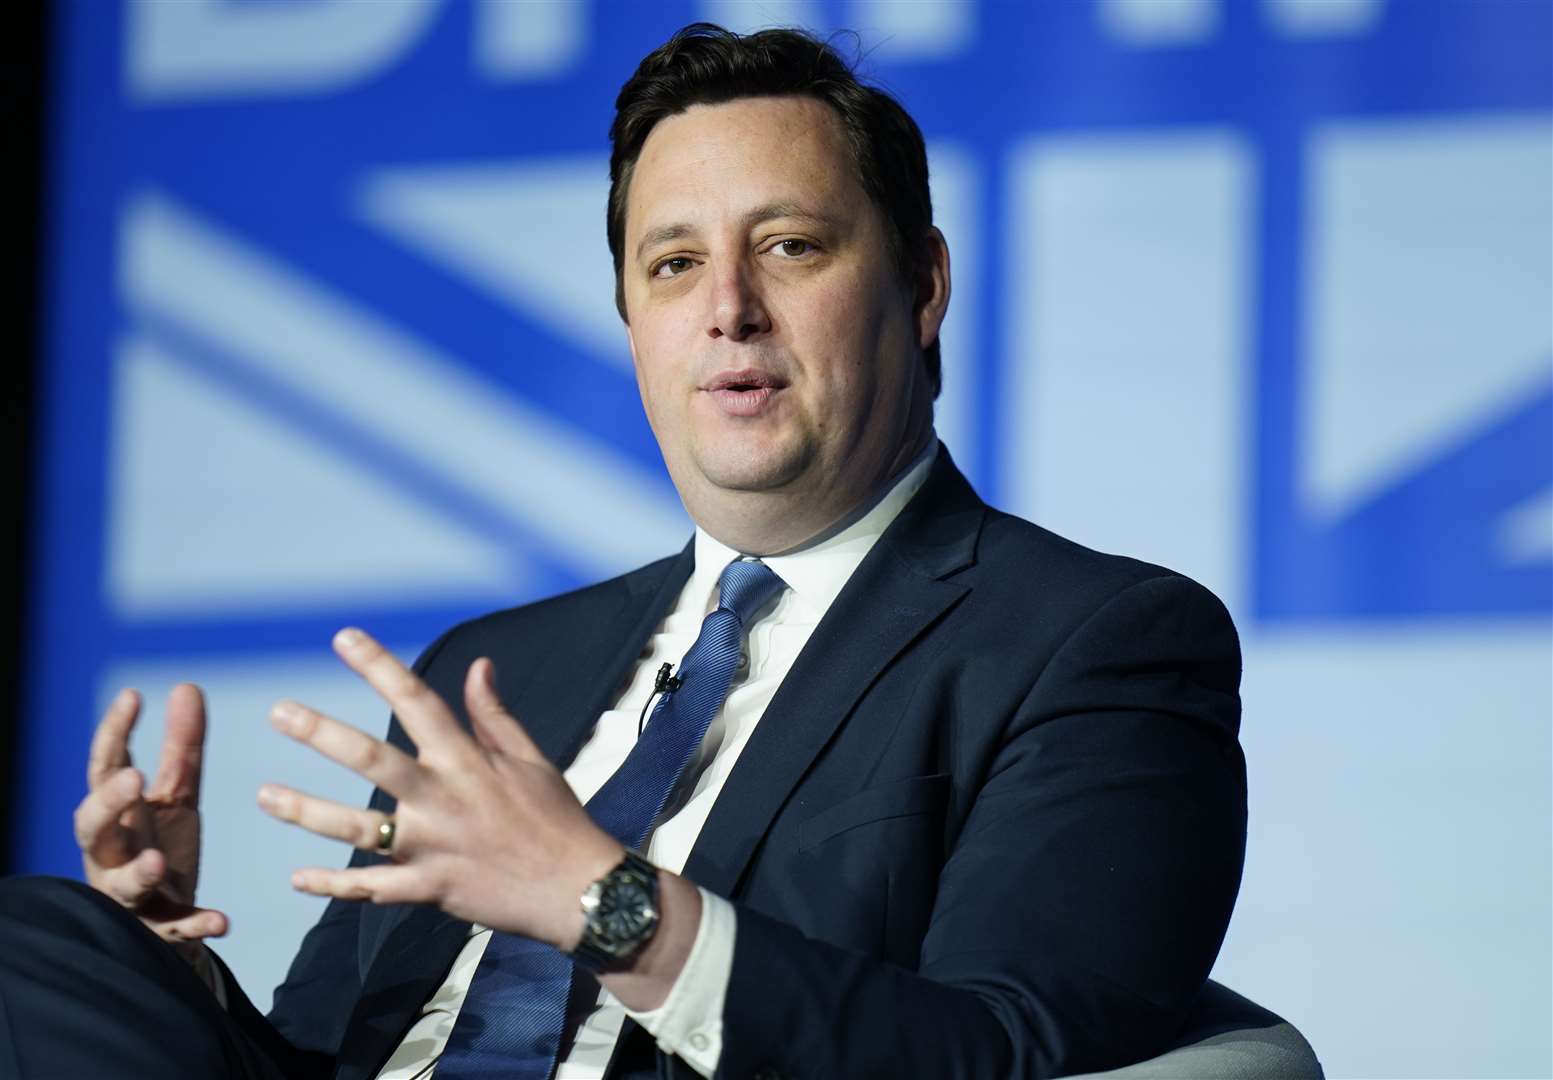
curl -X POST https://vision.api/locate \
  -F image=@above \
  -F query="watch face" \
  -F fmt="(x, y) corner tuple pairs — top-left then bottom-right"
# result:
(596, 879), (656, 950)
(578, 854), (661, 968)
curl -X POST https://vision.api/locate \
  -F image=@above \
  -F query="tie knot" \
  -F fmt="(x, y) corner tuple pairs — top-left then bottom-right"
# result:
(716, 558), (785, 624)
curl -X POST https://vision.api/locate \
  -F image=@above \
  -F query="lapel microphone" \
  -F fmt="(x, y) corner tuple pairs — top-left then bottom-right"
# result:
(639, 662), (683, 736)
(653, 662), (683, 694)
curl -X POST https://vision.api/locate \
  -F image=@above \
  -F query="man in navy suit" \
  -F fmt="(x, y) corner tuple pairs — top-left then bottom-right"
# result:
(0, 24), (1245, 1080)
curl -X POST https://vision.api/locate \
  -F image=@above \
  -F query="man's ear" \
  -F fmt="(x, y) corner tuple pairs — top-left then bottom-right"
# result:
(914, 227), (951, 350)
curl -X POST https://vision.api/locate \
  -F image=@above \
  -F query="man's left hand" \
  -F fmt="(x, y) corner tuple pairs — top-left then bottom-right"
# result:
(257, 627), (623, 952)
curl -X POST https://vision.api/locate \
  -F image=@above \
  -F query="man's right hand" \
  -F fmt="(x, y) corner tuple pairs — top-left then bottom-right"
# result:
(74, 683), (229, 958)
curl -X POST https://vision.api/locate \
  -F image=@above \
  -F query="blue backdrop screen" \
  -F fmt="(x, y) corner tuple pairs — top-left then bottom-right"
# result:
(25, 2), (1552, 1076)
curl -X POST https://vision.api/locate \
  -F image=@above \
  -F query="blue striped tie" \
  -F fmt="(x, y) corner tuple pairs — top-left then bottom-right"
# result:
(435, 557), (785, 1077)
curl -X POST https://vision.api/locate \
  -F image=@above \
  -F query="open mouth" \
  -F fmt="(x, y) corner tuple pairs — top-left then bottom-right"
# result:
(705, 369), (785, 415)
(707, 369), (783, 392)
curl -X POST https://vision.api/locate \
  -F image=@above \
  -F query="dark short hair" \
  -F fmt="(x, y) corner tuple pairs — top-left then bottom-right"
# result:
(607, 22), (942, 397)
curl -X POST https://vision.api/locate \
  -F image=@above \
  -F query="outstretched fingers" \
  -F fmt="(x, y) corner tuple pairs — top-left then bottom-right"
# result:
(464, 658), (543, 763)
(87, 689), (140, 788)
(154, 907), (230, 944)
(290, 863), (422, 906)
(131, 890), (231, 943)
(148, 683), (207, 803)
(268, 699), (422, 798)
(331, 628), (467, 762)
(257, 784), (399, 857)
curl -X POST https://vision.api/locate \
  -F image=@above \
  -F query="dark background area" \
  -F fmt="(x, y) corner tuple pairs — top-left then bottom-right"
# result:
(3, 0), (46, 875)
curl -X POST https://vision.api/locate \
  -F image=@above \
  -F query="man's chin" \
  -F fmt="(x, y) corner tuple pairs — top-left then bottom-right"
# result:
(693, 446), (812, 495)
(702, 466), (804, 495)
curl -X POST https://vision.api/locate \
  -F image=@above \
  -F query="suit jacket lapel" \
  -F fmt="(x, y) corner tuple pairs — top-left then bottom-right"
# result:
(682, 453), (985, 898)
(513, 543), (696, 769)
(333, 908), (474, 1080)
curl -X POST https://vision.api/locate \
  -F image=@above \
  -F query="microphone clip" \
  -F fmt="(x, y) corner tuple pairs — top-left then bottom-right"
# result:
(653, 662), (682, 694)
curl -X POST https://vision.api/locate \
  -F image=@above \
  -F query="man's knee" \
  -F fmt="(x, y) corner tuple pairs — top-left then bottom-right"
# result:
(1, 874), (112, 915)
(0, 874), (136, 941)
(0, 876), (248, 1077)
(0, 873), (182, 983)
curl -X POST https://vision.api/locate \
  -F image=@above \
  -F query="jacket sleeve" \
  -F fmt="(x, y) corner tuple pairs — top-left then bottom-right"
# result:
(713, 574), (1248, 1079)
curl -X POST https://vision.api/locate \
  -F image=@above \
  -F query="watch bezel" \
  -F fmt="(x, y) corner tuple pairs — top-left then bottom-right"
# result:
(573, 849), (661, 972)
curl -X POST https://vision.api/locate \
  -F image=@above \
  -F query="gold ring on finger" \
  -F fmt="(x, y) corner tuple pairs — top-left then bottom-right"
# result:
(374, 815), (397, 855)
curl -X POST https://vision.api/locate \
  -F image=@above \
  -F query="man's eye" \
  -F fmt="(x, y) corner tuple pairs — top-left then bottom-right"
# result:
(653, 257), (693, 278)
(774, 238), (812, 258)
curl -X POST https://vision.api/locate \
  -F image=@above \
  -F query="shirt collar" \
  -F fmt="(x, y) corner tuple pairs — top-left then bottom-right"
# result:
(691, 438), (939, 621)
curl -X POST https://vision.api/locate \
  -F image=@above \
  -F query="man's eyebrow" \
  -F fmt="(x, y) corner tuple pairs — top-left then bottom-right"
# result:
(635, 223), (694, 263)
(744, 203), (837, 230)
(633, 205), (841, 262)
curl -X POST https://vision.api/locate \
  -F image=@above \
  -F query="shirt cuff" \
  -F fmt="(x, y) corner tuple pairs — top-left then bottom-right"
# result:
(623, 887), (736, 1077)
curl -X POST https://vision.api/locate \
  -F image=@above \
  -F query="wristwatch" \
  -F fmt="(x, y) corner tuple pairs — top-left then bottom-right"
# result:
(571, 849), (661, 973)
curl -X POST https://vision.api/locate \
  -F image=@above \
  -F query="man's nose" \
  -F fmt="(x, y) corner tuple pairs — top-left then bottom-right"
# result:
(708, 260), (771, 342)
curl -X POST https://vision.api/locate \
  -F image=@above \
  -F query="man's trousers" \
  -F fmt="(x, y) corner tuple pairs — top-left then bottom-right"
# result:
(0, 875), (305, 1080)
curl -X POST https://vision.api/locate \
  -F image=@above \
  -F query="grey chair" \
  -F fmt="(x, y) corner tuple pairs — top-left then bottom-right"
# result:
(1068, 981), (1324, 1079)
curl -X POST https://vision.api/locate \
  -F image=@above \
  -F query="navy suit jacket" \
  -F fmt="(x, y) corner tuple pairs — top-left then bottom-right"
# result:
(239, 451), (1246, 1079)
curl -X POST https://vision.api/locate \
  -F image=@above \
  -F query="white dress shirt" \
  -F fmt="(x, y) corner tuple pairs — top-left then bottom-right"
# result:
(375, 442), (937, 1079)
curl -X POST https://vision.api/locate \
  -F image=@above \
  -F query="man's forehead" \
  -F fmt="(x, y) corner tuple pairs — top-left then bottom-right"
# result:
(624, 96), (860, 239)
(640, 94), (848, 156)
